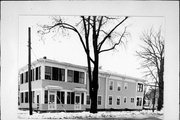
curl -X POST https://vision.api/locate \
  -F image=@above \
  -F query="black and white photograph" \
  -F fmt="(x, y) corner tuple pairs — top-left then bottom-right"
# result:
(1, 1), (179, 120)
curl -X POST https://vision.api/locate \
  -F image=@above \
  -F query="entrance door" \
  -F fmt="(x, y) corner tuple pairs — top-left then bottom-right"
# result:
(74, 94), (81, 110)
(48, 93), (56, 110)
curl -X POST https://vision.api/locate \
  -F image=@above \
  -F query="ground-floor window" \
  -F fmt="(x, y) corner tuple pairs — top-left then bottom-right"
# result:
(21, 92), (24, 103)
(44, 90), (48, 104)
(25, 92), (28, 103)
(67, 92), (75, 104)
(131, 98), (134, 103)
(56, 91), (65, 104)
(81, 93), (84, 104)
(137, 97), (142, 106)
(98, 96), (102, 105)
(20, 91), (35, 104)
(124, 97), (127, 103)
(86, 95), (90, 105)
(117, 97), (120, 105)
(109, 96), (112, 105)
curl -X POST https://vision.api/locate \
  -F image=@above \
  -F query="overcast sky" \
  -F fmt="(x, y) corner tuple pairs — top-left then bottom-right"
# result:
(18, 16), (164, 79)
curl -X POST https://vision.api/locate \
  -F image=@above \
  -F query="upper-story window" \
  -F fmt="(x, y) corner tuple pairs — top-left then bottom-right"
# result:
(137, 83), (143, 92)
(20, 66), (41, 84)
(20, 73), (23, 84)
(36, 66), (41, 80)
(45, 66), (52, 80)
(109, 80), (114, 90)
(67, 70), (84, 84)
(45, 66), (65, 81)
(117, 82), (121, 91)
(124, 83), (128, 90)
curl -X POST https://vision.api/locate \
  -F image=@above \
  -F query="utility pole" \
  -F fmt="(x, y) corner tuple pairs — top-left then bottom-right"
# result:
(28, 27), (33, 115)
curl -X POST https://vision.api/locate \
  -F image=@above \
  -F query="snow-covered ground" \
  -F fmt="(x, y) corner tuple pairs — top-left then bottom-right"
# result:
(17, 109), (163, 120)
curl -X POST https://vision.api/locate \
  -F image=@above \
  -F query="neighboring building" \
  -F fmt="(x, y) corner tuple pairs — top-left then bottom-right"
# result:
(18, 57), (145, 111)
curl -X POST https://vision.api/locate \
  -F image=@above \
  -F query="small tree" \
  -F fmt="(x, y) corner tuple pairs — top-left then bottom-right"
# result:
(38, 16), (129, 113)
(136, 27), (164, 111)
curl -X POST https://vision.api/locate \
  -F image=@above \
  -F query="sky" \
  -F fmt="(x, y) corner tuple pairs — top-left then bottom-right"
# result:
(18, 16), (164, 79)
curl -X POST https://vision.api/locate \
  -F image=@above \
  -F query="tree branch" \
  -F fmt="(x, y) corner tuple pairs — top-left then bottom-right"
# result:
(99, 27), (127, 54)
(98, 16), (128, 51)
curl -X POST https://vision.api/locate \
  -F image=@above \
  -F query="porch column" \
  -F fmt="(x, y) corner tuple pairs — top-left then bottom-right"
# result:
(84, 92), (86, 105)
(41, 65), (45, 80)
(64, 91), (67, 104)
(65, 68), (68, 82)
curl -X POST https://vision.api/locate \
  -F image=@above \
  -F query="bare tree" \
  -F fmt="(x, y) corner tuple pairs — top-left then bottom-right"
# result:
(136, 27), (164, 111)
(38, 16), (129, 113)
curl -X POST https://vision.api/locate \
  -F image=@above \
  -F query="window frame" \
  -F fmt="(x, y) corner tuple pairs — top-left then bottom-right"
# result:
(124, 97), (127, 103)
(116, 96), (121, 105)
(86, 94), (90, 105)
(124, 83), (128, 90)
(131, 97), (134, 103)
(109, 80), (114, 91)
(136, 97), (143, 106)
(137, 83), (143, 92)
(45, 66), (52, 80)
(108, 95), (113, 105)
(97, 95), (102, 105)
(117, 82), (122, 91)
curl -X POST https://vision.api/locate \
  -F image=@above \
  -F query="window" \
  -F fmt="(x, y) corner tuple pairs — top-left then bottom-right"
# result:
(67, 70), (74, 82)
(57, 91), (61, 104)
(137, 97), (142, 106)
(131, 98), (134, 103)
(98, 96), (102, 105)
(79, 72), (84, 84)
(109, 96), (112, 105)
(58, 68), (65, 81)
(74, 71), (79, 83)
(124, 97), (127, 103)
(117, 82), (121, 91)
(67, 92), (75, 104)
(86, 95), (90, 105)
(25, 92), (28, 103)
(21, 92), (24, 103)
(20, 73), (23, 84)
(44, 90), (48, 104)
(124, 83), (128, 89)
(109, 81), (114, 90)
(25, 71), (28, 83)
(137, 83), (143, 92)
(52, 67), (58, 80)
(45, 66), (52, 80)
(32, 91), (35, 103)
(35, 66), (41, 80)
(81, 93), (84, 104)
(67, 92), (71, 104)
(32, 69), (34, 81)
(36, 67), (38, 80)
(117, 97), (120, 105)
(60, 91), (64, 104)
(71, 92), (75, 104)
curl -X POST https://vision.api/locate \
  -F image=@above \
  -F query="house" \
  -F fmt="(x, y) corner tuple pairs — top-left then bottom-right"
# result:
(18, 57), (145, 111)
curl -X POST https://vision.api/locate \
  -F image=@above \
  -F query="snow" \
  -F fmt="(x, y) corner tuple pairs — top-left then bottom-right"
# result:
(17, 109), (163, 120)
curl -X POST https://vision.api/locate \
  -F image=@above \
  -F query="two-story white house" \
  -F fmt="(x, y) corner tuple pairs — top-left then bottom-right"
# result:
(18, 57), (145, 111)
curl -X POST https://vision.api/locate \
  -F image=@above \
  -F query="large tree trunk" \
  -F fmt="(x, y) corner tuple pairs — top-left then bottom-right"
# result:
(90, 53), (99, 113)
(157, 58), (164, 111)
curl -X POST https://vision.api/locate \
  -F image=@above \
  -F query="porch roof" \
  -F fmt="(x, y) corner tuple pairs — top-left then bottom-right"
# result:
(45, 85), (63, 90)
(73, 87), (87, 92)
